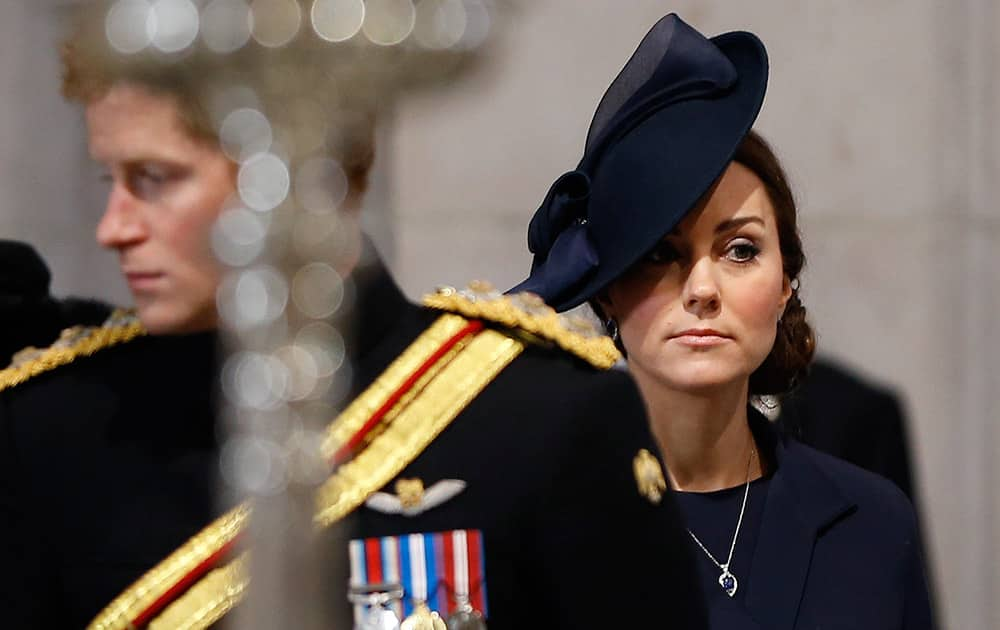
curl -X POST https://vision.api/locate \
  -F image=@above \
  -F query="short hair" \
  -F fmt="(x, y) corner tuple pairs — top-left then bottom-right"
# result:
(60, 0), (377, 193)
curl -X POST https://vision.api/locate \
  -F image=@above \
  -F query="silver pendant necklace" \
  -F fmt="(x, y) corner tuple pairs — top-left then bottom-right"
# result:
(685, 447), (755, 598)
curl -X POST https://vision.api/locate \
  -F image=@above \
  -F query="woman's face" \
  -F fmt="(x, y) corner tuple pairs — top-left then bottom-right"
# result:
(602, 161), (791, 394)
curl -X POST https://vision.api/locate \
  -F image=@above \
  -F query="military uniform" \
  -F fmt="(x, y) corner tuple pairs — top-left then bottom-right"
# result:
(0, 256), (706, 629)
(0, 240), (110, 367)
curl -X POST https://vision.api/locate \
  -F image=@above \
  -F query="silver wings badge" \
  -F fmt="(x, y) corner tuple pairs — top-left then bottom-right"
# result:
(365, 478), (467, 517)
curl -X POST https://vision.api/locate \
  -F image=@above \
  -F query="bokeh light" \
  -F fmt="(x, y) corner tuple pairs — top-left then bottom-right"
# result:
(149, 0), (200, 53)
(285, 100), (330, 157)
(413, 0), (466, 50)
(295, 321), (346, 377)
(238, 152), (291, 211)
(275, 343), (321, 400)
(458, 0), (490, 50)
(222, 351), (290, 409)
(105, 0), (153, 54)
(285, 427), (331, 484)
(212, 204), (269, 266)
(200, 0), (253, 53)
(361, 0), (416, 46)
(250, 0), (302, 47)
(220, 435), (289, 495)
(310, 0), (365, 43)
(291, 262), (345, 319)
(220, 108), (273, 162)
(294, 156), (349, 214)
(291, 211), (340, 258)
(217, 266), (290, 330)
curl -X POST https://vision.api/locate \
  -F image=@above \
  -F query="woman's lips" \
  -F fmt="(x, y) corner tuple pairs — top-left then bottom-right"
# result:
(670, 329), (732, 347)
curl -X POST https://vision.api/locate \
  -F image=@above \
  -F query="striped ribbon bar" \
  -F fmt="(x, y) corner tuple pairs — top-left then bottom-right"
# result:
(348, 530), (488, 622)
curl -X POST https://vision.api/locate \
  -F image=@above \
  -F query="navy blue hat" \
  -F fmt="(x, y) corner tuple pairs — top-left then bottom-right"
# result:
(511, 14), (768, 311)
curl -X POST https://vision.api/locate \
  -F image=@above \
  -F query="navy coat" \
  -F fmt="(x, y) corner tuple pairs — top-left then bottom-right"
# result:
(715, 412), (935, 629)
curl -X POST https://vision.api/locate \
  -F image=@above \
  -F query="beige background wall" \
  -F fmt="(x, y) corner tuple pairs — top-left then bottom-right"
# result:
(2, 2), (997, 628)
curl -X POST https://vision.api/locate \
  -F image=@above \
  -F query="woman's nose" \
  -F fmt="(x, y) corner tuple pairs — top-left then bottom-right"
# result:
(683, 258), (721, 316)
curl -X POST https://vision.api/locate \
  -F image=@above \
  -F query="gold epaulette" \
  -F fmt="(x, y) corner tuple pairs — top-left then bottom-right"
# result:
(0, 309), (145, 392)
(89, 313), (526, 630)
(422, 282), (621, 370)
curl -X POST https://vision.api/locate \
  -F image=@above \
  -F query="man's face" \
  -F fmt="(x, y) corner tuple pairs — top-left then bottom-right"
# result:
(87, 84), (235, 334)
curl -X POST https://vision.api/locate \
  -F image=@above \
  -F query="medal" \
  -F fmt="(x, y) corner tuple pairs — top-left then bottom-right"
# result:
(349, 530), (489, 627)
(445, 532), (487, 629)
(401, 601), (446, 630)
(360, 606), (402, 630)
(445, 596), (487, 630)
(348, 583), (405, 630)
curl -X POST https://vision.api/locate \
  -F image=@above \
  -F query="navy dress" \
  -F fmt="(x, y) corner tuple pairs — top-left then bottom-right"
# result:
(676, 410), (934, 629)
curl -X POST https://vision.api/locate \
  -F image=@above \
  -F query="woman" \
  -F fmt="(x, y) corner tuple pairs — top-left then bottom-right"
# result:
(514, 14), (934, 629)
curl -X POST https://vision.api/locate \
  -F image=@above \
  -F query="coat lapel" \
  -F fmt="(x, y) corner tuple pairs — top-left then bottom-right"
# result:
(744, 414), (855, 630)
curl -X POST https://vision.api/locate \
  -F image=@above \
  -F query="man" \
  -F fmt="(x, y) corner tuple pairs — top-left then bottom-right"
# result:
(0, 2), (705, 628)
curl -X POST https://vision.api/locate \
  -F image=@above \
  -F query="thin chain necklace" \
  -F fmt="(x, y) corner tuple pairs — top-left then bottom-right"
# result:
(685, 446), (755, 598)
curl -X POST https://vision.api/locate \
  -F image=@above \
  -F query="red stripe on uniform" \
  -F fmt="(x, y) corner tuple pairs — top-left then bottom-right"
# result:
(131, 534), (240, 628)
(468, 530), (485, 614)
(332, 320), (484, 466)
(366, 538), (384, 584)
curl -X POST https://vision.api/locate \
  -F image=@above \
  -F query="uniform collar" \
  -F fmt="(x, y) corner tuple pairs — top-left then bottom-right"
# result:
(350, 240), (417, 363)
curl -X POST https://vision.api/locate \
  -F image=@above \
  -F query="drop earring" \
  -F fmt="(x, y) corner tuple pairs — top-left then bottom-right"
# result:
(606, 319), (620, 343)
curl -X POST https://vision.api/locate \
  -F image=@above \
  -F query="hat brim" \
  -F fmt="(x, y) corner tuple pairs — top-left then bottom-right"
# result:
(550, 31), (768, 312)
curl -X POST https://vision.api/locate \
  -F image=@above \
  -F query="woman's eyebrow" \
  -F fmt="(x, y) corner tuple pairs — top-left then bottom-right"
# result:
(715, 216), (765, 233)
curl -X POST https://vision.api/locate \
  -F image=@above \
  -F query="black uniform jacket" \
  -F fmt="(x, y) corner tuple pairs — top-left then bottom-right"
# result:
(0, 259), (707, 629)
(0, 240), (110, 366)
(716, 412), (934, 630)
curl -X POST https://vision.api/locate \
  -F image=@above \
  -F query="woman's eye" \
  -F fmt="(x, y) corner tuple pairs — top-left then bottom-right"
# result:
(725, 239), (760, 263)
(644, 241), (681, 265)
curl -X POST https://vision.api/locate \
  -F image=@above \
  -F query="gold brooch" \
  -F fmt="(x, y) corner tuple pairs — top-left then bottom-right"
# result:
(633, 449), (667, 505)
(365, 479), (467, 516)
(395, 478), (425, 510)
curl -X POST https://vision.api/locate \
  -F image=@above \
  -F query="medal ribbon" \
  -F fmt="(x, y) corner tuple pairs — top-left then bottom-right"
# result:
(349, 530), (489, 625)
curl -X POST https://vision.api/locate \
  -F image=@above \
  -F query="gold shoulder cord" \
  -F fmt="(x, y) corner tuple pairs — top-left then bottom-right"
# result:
(0, 309), (145, 392)
(89, 314), (524, 630)
(422, 283), (621, 370)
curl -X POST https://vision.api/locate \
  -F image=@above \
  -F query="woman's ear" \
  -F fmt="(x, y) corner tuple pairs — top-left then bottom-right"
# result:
(778, 275), (794, 319)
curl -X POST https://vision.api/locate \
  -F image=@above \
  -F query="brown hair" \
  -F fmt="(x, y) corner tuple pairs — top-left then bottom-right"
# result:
(59, 3), (376, 196)
(736, 130), (815, 395)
